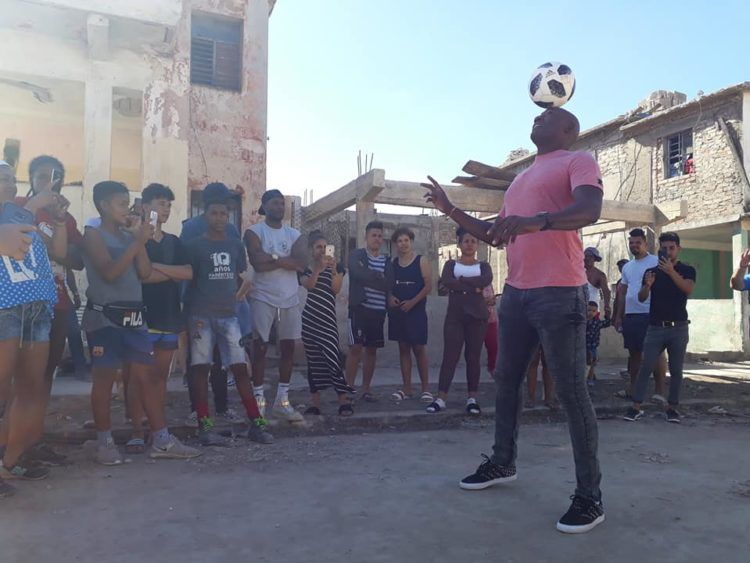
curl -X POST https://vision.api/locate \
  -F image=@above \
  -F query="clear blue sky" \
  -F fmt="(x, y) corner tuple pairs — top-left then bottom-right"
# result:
(267, 0), (747, 205)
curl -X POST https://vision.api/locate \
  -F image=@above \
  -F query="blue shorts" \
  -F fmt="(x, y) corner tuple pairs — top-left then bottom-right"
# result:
(0, 301), (52, 344)
(622, 314), (650, 352)
(189, 315), (245, 367)
(87, 327), (154, 369)
(147, 330), (179, 350)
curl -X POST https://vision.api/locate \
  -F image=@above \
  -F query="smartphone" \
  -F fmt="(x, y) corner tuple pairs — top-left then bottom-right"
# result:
(325, 244), (335, 257)
(130, 197), (142, 216)
(658, 249), (669, 261)
(50, 169), (63, 192)
(0, 202), (35, 225)
(149, 210), (159, 227)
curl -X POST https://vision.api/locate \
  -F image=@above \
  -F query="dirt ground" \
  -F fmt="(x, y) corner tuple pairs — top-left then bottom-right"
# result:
(2, 417), (749, 563)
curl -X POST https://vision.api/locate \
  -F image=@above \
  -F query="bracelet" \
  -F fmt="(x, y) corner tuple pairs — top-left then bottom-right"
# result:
(446, 206), (457, 219)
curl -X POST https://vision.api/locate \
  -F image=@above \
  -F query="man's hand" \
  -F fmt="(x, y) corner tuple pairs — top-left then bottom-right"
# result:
(421, 176), (453, 214)
(25, 190), (60, 214)
(657, 257), (675, 276)
(73, 293), (82, 309)
(400, 298), (418, 313)
(487, 215), (544, 246)
(323, 255), (335, 270)
(0, 223), (36, 260)
(738, 249), (750, 270)
(388, 295), (401, 308)
(134, 220), (155, 245)
(613, 317), (623, 333)
(644, 271), (656, 288)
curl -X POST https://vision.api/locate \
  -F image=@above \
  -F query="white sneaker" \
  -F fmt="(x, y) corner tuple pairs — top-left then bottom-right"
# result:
(217, 408), (244, 424)
(95, 441), (123, 466)
(255, 394), (267, 418)
(185, 411), (198, 428)
(272, 399), (304, 423)
(149, 435), (202, 459)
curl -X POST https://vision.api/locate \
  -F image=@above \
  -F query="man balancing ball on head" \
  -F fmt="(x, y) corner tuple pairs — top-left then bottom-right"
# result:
(423, 107), (605, 534)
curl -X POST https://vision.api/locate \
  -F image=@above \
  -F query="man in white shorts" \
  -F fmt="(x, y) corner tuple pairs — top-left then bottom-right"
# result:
(244, 190), (307, 422)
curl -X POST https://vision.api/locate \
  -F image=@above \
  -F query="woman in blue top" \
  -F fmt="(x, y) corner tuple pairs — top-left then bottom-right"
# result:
(387, 227), (433, 403)
(0, 161), (57, 492)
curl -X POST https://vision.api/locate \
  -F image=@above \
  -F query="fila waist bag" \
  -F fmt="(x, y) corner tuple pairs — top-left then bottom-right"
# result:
(87, 301), (145, 328)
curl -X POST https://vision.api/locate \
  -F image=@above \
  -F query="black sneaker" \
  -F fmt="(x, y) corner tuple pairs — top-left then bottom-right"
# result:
(666, 408), (681, 423)
(623, 407), (644, 421)
(466, 402), (481, 415)
(459, 454), (517, 490)
(556, 495), (605, 534)
(26, 443), (69, 467)
(0, 462), (50, 481)
(0, 477), (16, 499)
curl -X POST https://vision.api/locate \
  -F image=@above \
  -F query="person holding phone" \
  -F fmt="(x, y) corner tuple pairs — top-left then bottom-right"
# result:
(388, 227), (432, 403)
(299, 231), (353, 416)
(624, 232), (695, 423)
(0, 161), (57, 493)
(14, 156), (85, 468)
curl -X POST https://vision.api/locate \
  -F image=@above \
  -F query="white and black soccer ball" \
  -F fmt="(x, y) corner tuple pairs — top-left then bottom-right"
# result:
(528, 62), (575, 108)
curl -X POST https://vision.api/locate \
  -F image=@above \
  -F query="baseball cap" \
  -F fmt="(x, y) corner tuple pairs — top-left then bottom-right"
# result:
(202, 182), (233, 205)
(258, 189), (284, 215)
(584, 247), (602, 261)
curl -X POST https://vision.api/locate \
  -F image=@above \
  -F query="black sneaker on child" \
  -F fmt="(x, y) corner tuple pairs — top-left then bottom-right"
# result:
(556, 495), (605, 534)
(459, 454), (517, 490)
(623, 407), (644, 421)
(466, 402), (481, 415)
(666, 408), (681, 423)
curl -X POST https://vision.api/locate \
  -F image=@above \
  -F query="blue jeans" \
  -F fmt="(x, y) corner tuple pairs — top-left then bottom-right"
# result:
(493, 284), (602, 502)
(633, 324), (689, 406)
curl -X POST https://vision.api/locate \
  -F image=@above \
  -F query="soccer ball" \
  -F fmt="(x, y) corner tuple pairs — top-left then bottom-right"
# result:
(528, 62), (576, 108)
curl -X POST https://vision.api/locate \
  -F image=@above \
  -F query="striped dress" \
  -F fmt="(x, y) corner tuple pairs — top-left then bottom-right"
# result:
(301, 267), (353, 394)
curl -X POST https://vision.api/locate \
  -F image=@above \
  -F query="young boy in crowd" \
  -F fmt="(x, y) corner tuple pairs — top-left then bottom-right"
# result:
(82, 181), (200, 465)
(184, 197), (273, 445)
(124, 183), (195, 453)
(586, 301), (611, 386)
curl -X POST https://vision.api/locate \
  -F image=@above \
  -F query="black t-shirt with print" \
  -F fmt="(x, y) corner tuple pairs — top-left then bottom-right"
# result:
(643, 262), (696, 323)
(184, 235), (247, 318)
(142, 233), (186, 332)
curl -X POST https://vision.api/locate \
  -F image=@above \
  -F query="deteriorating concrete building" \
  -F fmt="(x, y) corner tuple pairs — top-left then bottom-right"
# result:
(0, 0), (275, 232)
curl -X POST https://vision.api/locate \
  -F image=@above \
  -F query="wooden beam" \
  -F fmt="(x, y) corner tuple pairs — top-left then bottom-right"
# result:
(655, 200), (688, 226)
(681, 239), (733, 252)
(302, 169), (384, 224)
(600, 199), (656, 224)
(451, 176), (510, 190)
(378, 180), (500, 213)
(461, 160), (517, 182)
(582, 221), (627, 236)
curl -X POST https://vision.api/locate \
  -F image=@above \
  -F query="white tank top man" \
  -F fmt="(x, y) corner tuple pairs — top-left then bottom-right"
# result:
(244, 189), (307, 422)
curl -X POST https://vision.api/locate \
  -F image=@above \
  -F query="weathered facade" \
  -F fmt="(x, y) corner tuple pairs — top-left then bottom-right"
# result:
(0, 0), (273, 232)
(493, 85), (750, 358)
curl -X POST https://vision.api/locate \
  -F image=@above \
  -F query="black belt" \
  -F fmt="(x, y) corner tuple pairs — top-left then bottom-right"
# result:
(449, 290), (474, 295)
(650, 320), (689, 328)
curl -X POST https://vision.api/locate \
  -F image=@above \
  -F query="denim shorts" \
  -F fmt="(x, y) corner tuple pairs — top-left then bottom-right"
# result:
(622, 314), (650, 351)
(189, 315), (246, 367)
(0, 301), (52, 344)
(87, 327), (155, 369)
(147, 330), (179, 350)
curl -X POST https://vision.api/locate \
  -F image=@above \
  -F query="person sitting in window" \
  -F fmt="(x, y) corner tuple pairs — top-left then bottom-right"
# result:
(683, 153), (694, 175)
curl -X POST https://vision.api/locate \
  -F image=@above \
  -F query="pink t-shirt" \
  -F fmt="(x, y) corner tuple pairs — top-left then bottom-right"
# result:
(501, 150), (603, 290)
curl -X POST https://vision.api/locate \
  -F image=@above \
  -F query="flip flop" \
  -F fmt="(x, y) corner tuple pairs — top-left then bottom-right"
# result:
(391, 390), (412, 402)
(361, 392), (379, 403)
(125, 438), (145, 454)
(420, 391), (434, 403)
(338, 403), (354, 417)
(304, 406), (322, 415)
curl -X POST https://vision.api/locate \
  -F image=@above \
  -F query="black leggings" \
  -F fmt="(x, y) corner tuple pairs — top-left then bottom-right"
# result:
(437, 311), (487, 394)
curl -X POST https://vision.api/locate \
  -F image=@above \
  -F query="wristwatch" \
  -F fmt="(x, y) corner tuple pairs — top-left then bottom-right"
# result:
(536, 211), (551, 231)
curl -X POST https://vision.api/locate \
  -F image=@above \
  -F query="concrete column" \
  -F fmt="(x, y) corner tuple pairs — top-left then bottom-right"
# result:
(732, 225), (749, 357)
(355, 201), (375, 248)
(743, 91), (750, 186)
(82, 77), (112, 221)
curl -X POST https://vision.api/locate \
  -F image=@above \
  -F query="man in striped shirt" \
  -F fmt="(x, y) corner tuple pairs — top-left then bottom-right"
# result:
(344, 221), (394, 401)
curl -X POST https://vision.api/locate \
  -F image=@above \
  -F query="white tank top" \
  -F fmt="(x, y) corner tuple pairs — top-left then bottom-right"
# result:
(248, 221), (301, 308)
(453, 261), (481, 278)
